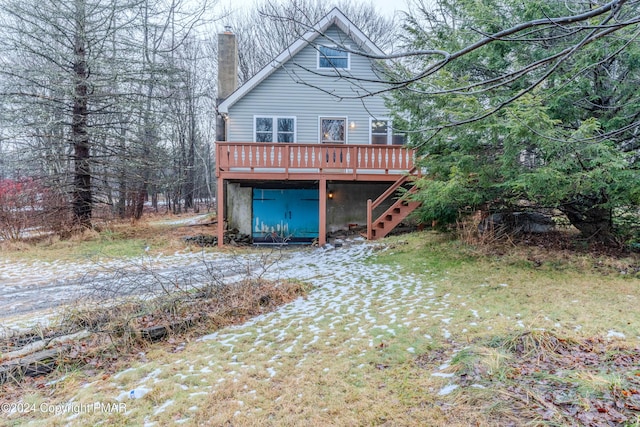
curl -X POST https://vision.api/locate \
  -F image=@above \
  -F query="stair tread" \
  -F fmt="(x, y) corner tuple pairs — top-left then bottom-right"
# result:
(366, 172), (421, 240)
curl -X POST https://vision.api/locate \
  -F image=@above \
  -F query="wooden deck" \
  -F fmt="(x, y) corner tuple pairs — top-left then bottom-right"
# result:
(215, 142), (417, 247)
(216, 142), (415, 181)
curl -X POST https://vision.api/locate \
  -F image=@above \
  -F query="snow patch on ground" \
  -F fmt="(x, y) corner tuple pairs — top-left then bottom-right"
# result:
(0, 248), (274, 331)
(607, 330), (626, 339)
(437, 384), (459, 396)
(153, 399), (175, 415)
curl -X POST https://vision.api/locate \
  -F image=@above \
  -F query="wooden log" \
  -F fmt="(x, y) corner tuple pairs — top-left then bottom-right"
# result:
(2, 330), (90, 361)
(0, 347), (67, 385)
(138, 317), (202, 343)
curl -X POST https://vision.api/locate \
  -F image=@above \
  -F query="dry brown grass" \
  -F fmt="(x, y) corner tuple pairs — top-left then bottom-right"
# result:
(0, 211), (220, 262)
(56, 278), (308, 350)
(498, 330), (578, 359)
(0, 239), (33, 253)
(455, 211), (640, 277)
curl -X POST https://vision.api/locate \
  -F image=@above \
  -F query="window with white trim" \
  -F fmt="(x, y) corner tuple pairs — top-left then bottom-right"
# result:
(254, 116), (296, 143)
(370, 118), (406, 145)
(317, 45), (350, 69)
(320, 117), (346, 144)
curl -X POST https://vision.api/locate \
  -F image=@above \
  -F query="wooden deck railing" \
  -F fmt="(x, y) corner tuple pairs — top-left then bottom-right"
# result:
(216, 142), (415, 177)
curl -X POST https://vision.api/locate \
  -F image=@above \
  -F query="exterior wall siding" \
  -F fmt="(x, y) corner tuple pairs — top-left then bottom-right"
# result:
(226, 25), (389, 144)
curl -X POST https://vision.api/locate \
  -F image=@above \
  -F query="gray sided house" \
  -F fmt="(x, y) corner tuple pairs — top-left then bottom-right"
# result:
(215, 8), (419, 246)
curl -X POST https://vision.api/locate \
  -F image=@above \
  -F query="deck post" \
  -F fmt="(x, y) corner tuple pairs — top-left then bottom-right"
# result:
(319, 177), (327, 247)
(217, 177), (225, 247)
(366, 198), (373, 240)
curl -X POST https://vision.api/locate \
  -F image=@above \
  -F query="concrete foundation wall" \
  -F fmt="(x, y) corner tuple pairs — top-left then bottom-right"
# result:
(226, 183), (252, 236)
(326, 182), (394, 232)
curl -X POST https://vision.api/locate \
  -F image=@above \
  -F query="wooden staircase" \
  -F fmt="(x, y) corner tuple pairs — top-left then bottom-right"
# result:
(366, 168), (421, 240)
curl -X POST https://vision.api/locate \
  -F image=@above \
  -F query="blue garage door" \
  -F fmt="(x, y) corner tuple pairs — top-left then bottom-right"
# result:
(253, 189), (319, 243)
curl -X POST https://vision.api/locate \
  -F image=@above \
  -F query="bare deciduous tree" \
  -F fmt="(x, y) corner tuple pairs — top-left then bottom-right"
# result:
(0, 0), (217, 230)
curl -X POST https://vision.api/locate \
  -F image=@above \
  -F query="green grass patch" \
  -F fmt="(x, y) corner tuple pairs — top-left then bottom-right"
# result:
(378, 231), (640, 338)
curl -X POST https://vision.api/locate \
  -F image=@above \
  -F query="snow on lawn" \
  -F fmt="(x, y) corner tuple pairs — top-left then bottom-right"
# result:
(20, 240), (472, 425)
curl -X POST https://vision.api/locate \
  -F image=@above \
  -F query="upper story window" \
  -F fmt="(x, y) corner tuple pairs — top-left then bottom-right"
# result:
(255, 116), (296, 143)
(370, 119), (406, 145)
(317, 45), (350, 70)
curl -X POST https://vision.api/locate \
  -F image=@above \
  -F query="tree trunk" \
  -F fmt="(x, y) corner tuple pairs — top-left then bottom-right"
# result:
(183, 116), (195, 211)
(133, 185), (146, 219)
(183, 73), (196, 211)
(116, 119), (128, 219)
(561, 198), (616, 244)
(72, 0), (91, 228)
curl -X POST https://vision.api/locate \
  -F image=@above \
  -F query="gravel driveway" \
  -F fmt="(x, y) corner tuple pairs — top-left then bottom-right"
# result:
(0, 247), (288, 330)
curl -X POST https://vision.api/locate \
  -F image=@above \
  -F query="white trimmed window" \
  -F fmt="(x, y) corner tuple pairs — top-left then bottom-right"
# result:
(320, 117), (347, 144)
(370, 118), (406, 145)
(317, 45), (350, 70)
(254, 116), (296, 143)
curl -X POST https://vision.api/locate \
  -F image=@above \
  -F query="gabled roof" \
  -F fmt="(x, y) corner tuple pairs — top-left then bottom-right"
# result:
(217, 7), (385, 114)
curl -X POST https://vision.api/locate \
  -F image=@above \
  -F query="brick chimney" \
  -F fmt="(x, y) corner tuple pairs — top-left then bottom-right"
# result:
(216, 26), (238, 142)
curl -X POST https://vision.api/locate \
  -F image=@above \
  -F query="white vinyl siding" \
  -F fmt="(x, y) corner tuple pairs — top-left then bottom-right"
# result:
(227, 25), (389, 145)
(254, 116), (296, 143)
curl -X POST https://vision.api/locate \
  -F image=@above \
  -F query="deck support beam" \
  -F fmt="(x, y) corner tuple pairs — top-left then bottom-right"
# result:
(319, 178), (327, 247)
(217, 177), (224, 247)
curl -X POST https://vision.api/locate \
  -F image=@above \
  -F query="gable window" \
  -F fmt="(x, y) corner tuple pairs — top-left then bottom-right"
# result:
(317, 45), (350, 70)
(320, 117), (346, 144)
(255, 116), (296, 143)
(370, 118), (406, 145)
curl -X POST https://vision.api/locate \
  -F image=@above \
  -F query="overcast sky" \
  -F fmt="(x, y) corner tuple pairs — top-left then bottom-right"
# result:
(214, 0), (408, 23)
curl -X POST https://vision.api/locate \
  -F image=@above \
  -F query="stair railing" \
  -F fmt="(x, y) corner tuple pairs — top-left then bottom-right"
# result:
(366, 167), (418, 240)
